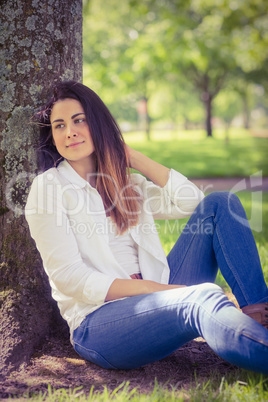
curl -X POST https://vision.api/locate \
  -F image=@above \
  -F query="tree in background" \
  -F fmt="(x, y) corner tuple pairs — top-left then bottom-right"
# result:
(149, 80), (204, 131)
(83, 0), (268, 138)
(150, 0), (268, 137)
(83, 0), (167, 140)
(0, 0), (82, 376)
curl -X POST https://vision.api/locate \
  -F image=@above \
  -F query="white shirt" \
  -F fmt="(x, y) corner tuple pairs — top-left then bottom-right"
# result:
(107, 217), (140, 276)
(25, 160), (204, 341)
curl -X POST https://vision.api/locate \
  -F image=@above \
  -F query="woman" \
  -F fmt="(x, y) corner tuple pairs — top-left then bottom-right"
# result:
(25, 80), (268, 373)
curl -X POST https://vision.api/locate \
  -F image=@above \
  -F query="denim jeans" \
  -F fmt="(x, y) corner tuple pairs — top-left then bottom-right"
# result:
(73, 192), (268, 373)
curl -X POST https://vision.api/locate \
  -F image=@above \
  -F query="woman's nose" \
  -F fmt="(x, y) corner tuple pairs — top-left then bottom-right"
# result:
(67, 125), (78, 138)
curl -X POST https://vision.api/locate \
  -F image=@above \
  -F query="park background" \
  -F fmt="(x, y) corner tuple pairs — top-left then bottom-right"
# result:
(1, 0), (268, 400)
(82, 0), (268, 289)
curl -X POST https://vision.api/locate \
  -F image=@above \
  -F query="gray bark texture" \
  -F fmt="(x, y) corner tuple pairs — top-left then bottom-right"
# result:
(0, 0), (83, 377)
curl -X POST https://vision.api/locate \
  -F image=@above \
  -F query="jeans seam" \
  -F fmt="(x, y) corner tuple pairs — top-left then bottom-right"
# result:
(82, 300), (189, 329)
(169, 214), (215, 283)
(73, 342), (119, 369)
(214, 223), (250, 305)
(241, 332), (268, 347)
(195, 300), (268, 350)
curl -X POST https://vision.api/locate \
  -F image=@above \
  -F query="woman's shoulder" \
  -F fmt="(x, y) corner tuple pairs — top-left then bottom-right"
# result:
(31, 167), (60, 186)
(27, 168), (63, 201)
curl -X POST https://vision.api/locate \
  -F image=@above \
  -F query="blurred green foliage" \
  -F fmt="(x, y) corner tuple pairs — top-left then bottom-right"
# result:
(83, 0), (268, 137)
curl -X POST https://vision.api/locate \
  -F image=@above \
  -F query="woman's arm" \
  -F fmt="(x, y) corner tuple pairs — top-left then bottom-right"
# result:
(126, 144), (205, 219)
(105, 145), (199, 301)
(126, 145), (170, 188)
(25, 173), (116, 305)
(105, 279), (186, 302)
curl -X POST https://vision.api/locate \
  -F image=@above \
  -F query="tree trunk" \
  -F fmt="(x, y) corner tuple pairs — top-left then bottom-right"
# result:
(202, 93), (213, 137)
(0, 0), (83, 377)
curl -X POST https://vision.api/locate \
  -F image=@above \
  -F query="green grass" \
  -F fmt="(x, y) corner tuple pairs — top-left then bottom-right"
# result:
(19, 374), (268, 401)
(124, 128), (268, 178)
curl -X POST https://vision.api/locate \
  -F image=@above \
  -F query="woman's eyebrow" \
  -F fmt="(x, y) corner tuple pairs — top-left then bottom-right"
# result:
(51, 112), (85, 124)
(71, 112), (85, 119)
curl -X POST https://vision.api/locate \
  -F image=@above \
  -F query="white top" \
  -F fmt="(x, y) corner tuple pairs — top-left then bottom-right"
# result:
(107, 217), (140, 276)
(25, 159), (204, 342)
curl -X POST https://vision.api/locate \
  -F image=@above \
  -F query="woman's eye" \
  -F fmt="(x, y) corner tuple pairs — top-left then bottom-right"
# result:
(75, 118), (85, 124)
(55, 123), (64, 129)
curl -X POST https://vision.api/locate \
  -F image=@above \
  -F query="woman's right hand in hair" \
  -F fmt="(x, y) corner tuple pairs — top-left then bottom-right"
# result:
(105, 279), (186, 302)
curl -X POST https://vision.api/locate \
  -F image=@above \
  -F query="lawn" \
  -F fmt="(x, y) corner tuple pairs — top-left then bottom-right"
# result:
(124, 128), (268, 178)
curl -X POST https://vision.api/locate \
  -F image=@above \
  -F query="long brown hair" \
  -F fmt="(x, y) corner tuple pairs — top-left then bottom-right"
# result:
(36, 80), (140, 233)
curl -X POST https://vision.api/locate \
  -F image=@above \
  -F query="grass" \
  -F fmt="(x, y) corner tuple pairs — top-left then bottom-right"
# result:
(19, 374), (268, 401)
(124, 128), (268, 178)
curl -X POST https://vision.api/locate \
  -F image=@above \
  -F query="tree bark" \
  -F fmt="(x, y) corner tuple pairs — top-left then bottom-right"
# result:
(203, 94), (213, 137)
(0, 0), (83, 377)
(194, 71), (226, 138)
(200, 84), (213, 138)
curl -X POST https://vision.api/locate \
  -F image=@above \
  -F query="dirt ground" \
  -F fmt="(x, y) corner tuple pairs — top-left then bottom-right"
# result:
(0, 337), (238, 400)
(0, 294), (242, 400)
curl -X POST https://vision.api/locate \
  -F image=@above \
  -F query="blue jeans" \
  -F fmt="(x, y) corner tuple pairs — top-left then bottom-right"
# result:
(73, 192), (268, 373)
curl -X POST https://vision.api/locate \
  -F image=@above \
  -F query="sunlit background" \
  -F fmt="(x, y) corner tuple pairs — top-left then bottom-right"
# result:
(82, 0), (267, 141)
(82, 0), (268, 286)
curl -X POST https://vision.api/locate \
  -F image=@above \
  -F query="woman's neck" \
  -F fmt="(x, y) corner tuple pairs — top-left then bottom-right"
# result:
(67, 154), (97, 186)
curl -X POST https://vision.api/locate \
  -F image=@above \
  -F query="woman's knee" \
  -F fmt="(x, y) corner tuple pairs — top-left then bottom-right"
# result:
(201, 191), (242, 214)
(205, 191), (239, 204)
(178, 282), (225, 302)
(194, 282), (223, 295)
(192, 283), (233, 310)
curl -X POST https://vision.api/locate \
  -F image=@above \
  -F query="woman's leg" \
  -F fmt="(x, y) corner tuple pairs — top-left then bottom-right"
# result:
(167, 192), (268, 308)
(73, 284), (268, 373)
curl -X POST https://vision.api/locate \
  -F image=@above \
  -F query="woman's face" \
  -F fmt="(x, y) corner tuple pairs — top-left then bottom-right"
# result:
(50, 98), (95, 174)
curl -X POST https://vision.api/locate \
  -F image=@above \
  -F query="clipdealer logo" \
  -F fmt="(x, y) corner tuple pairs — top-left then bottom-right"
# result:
(5, 170), (264, 233)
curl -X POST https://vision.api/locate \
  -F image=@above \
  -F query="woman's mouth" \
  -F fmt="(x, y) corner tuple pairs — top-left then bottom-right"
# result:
(67, 141), (85, 148)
